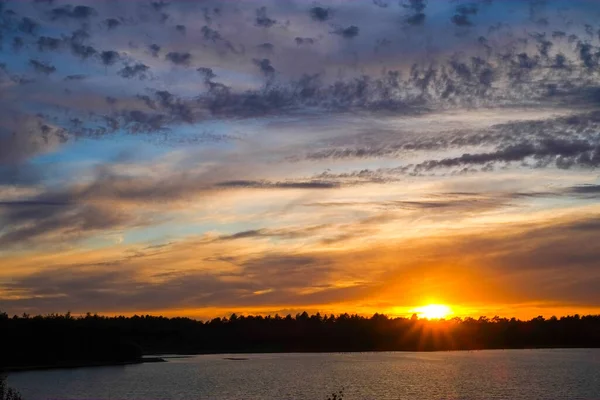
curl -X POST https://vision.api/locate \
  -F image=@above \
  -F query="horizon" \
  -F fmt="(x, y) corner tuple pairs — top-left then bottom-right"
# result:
(5, 309), (600, 323)
(1, 0), (600, 320)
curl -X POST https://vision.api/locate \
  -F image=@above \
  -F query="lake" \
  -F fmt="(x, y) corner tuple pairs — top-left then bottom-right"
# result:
(7, 349), (600, 399)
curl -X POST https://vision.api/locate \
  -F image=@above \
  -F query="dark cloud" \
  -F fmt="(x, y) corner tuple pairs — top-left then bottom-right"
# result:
(64, 74), (86, 81)
(372, 0), (389, 8)
(12, 37), (24, 52)
(151, 1), (169, 12)
(165, 51), (192, 66)
(402, 0), (427, 26)
(414, 138), (599, 172)
(197, 67), (216, 81)
(253, 58), (275, 79)
(333, 25), (359, 39)
(568, 185), (600, 195)
(0, 201), (135, 248)
(455, 3), (478, 16)
(402, 0), (426, 13)
(118, 63), (150, 80)
(18, 17), (39, 35)
(100, 50), (120, 66)
(49, 5), (96, 20)
(0, 113), (68, 166)
(201, 25), (221, 41)
(37, 36), (62, 51)
(301, 111), (600, 170)
(257, 42), (274, 53)
(70, 42), (97, 59)
(255, 6), (276, 28)
(405, 12), (425, 26)
(148, 43), (160, 57)
(576, 42), (599, 70)
(295, 37), (315, 46)
(175, 24), (186, 35)
(309, 6), (331, 22)
(29, 59), (56, 75)
(153, 89), (193, 123)
(104, 18), (120, 30)
(70, 28), (90, 42)
(451, 3), (478, 27)
(451, 14), (473, 27)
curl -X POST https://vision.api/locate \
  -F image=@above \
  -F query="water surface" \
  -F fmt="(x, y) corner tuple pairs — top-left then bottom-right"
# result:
(8, 349), (600, 399)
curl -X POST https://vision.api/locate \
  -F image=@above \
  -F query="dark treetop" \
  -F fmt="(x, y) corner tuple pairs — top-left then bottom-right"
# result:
(2, 311), (600, 370)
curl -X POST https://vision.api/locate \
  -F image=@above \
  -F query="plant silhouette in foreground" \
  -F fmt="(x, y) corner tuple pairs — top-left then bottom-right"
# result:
(326, 388), (344, 400)
(0, 376), (24, 400)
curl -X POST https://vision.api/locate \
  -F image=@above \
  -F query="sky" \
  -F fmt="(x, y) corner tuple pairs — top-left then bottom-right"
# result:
(1, 0), (600, 320)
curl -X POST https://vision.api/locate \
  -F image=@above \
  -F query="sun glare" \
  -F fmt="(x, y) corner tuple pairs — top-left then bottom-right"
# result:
(415, 304), (452, 320)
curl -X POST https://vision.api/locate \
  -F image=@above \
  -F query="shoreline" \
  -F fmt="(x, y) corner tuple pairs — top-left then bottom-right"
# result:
(147, 345), (600, 356)
(3, 357), (166, 373)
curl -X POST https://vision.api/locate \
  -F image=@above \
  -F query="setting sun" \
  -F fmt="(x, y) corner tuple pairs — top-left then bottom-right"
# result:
(414, 304), (453, 320)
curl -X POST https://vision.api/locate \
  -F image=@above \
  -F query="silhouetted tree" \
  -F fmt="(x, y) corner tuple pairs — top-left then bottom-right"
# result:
(1, 310), (599, 369)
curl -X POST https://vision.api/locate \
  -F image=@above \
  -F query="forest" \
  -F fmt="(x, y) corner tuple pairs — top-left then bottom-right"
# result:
(2, 311), (600, 370)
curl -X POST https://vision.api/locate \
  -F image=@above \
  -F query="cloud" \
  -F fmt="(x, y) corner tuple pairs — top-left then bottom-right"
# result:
(309, 6), (331, 22)
(414, 139), (600, 172)
(70, 43), (97, 60)
(402, 0), (427, 26)
(0, 201), (141, 248)
(175, 24), (186, 35)
(64, 74), (86, 81)
(18, 17), (39, 35)
(215, 180), (340, 189)
(373, 0), (389, 8)
(2, 0), (600, 318)
(29, 59), (56, 75)
(165, 51), (192, 66)
(49, 5), (97, 20)
(567, 184), (600, 196)
(253, 58), (275, 79)
(0, 110), (68, 165)
(200, 25), (221, 41)
(4, 213), (600, 315)
(149, 44), (160, 57)
(333, 26), (359, 39)
(451, 3), (478, 26)
(256, 42), (274, 53)
(12, 37), (24, 52)
(104, 18), (121, 30)
(100, 50), (120, 66)
(197, 67), (216, 81)
(255, 6), (276, 28)
(295, 37), (315, 46)
(37, 36), (62, 51)
(118, 63), (150, 80)
(405, 13), (426, 26)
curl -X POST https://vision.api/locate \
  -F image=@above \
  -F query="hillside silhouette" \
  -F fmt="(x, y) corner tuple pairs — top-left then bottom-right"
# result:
(2, 311), (600, 370)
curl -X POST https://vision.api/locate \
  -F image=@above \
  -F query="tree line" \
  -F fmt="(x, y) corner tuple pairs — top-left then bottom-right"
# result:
(2, 311), (599, 369)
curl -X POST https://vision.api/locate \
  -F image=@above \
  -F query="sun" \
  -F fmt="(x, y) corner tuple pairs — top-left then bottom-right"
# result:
(414, 304), (452, 319)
